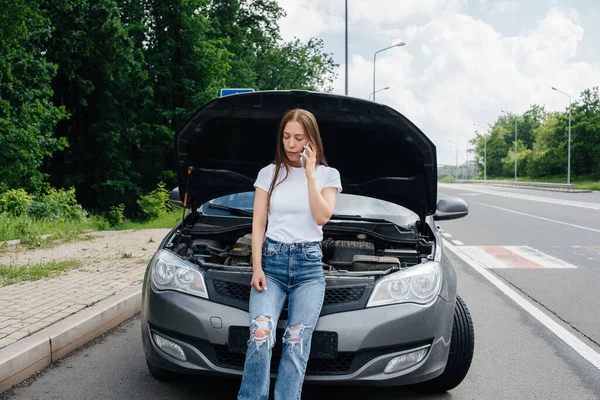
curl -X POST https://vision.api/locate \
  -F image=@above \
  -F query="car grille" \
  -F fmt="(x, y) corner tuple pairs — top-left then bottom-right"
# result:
(213, 280), (365, 306)
(213, 279), (249, 301)
(213, 345), (355, 375)
(324, 286), (364, 304)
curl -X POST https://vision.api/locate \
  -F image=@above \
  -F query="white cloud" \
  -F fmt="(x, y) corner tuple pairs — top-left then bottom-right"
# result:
(276, 0), (465, 41)
(490, 1), (522, 15)
(275, 2), (599, 165)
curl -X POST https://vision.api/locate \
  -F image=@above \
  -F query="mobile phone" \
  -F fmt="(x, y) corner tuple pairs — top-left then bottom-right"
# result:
(300, 145), (308, 168)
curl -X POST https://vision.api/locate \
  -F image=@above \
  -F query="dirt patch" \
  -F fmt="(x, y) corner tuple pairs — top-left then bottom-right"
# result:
(0, 229), (171, 267)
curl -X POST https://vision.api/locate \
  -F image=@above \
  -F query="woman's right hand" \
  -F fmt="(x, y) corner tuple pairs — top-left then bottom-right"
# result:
(251, 269), (268, 291)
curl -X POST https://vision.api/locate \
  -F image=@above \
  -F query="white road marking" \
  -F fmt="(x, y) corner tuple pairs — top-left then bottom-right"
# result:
(444, 239), (600, 372)
(506, 246), (578, 269)
(458, 246), (514, 269)
(439, 184), (600, 210)
(472, 202), (600, 234)
(458, 246), (578, 269)
(441, 232), (453, 238)
(451, 240), (464, 246)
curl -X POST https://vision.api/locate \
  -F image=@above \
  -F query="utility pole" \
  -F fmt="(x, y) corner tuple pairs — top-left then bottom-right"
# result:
(345, 0), (348, 96)
(501, 109), (518, 181)
(552, 87), (572, 184)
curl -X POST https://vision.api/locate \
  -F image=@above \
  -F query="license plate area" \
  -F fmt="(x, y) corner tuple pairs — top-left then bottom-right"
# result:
(228, 326), (338, 359)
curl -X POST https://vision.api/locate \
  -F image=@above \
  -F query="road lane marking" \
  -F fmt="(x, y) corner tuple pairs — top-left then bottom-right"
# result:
(451, 240), (464, 246)
(444, 239), (600, 372)
(439, 184), (600, 210)
(441, 232), (453, 238)
(458, 246), (578, 269)
(471, 202), (600, 234)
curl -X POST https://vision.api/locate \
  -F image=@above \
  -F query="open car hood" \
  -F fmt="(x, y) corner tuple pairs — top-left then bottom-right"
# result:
(175, 90), (437, 220)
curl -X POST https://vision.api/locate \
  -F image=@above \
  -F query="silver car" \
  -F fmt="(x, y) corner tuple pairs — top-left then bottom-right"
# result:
(140, 90), (473, 392)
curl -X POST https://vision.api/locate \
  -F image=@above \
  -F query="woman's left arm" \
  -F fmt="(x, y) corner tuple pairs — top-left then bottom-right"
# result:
(307, 178), (339, 226)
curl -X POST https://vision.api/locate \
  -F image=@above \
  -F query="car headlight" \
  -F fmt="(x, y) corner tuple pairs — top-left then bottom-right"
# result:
(150, 249), (208, 299)
(367, 262), (441, 307)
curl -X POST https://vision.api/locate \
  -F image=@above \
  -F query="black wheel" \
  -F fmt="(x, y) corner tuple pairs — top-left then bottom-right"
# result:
(416, 294), (474, 392)
(146, 358), (179, 381)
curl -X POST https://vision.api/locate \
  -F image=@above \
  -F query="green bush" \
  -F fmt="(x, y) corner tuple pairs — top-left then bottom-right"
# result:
(137, 182), (172, 220)
(439, 176), (456, 184)
(106, 204), (126, 226)
(29, 187), (87, 222)
(0, 189), (33, 217)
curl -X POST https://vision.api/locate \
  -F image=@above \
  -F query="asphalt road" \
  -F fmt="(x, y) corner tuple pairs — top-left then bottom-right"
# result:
(437, 183), (600, 349)
(2, 183), (600, 399)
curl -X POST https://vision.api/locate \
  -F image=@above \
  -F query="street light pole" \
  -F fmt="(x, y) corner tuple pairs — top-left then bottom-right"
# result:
(373, 42), (405, 102)
(345, 0), (348, 96)
(515, 118), (517, 180)
(473, 122), (488, 181)
(369, 86), (390, 101)
(501, 109), (518, 181)
(551, 86), (572, 185)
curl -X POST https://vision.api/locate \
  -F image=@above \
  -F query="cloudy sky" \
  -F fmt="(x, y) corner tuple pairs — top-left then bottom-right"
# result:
(275, 0), (599, 166)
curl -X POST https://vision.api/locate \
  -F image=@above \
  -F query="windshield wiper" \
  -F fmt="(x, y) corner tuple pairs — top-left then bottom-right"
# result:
(330, 214), (394, 223)
(208, 203), (253, 217)
(329, 214), (412, 233)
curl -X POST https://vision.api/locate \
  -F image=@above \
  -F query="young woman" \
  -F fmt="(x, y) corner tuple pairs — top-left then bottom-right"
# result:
(237, 108), (342, 400)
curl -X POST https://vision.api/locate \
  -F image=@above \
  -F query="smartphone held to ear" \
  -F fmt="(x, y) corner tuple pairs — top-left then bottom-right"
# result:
(300, 146), (307, 168)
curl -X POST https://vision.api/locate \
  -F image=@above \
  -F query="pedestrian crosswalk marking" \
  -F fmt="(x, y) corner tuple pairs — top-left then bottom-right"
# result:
(458, 246), (578, 269)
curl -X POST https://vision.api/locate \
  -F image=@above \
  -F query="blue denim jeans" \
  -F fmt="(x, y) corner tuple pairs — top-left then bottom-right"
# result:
(237, 237), (326, 400)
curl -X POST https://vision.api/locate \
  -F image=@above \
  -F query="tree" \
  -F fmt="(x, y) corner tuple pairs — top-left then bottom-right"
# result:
(501, 141), (531, 177)
(40, 0), (159, 211)
(1, 0), (343, 214)
(570, 87), (600, 178)
(526, 115), (565, 177)
(254, 37), (337, 92)
(478, 125), (511, 178)
(0, 0), (68, 193)
(519, 104), (547, 149)
(205, 0), (337, 92)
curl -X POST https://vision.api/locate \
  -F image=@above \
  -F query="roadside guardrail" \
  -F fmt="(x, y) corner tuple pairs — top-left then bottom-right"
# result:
(453, 180), (576, 191)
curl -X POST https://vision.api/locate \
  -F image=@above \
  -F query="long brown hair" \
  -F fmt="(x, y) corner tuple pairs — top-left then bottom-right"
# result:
(266, 108), (328, 214)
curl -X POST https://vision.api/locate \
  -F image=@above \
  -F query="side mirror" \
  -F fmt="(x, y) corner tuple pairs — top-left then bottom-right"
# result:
(169, 187), (185, 208)
(433, 197), (468, 221)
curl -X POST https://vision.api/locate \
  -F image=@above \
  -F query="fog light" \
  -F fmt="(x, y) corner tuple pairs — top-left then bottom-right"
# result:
(384, 348), (428, 374)
(153, 333), (186, 361)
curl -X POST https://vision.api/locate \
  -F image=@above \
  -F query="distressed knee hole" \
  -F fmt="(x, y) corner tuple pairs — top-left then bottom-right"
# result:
(253, 329), (271, 342)
(283, 324), (306, 345)
(251, 316), (272, 344)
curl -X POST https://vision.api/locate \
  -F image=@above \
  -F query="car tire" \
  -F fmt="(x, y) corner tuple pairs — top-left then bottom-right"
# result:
(146, 358), (179, 381)
(415, 294), (474, 392)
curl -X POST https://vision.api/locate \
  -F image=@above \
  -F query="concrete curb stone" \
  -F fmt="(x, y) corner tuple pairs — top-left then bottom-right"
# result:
(0, 285), (142, 393)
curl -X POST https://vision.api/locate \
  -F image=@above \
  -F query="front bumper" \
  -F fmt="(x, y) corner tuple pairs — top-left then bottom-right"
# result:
(141, 281), (455, 386)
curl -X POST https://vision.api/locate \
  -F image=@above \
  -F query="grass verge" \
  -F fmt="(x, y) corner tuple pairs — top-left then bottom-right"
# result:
(0, 259), (83, 286)
(111, 210), (183, 231)
(0, 211), (182, 246)
(443, 175), (600, 190)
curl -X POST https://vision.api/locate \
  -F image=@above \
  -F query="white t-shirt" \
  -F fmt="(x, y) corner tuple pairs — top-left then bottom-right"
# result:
(254, 163), (343, 243)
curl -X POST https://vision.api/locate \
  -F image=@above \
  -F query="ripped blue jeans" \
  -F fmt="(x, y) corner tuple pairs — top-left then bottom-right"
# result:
(237, 237), (326, 400)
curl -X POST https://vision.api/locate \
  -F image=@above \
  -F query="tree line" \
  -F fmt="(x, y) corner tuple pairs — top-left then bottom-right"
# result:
(0, 0), (337, 216)
(469, 87), (600, 181)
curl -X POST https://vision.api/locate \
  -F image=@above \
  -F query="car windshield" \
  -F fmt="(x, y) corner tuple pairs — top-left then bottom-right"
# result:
(202, 192), (418, 227)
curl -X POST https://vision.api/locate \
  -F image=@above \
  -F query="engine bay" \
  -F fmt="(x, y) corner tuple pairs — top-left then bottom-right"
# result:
(166, 226), (434, 276)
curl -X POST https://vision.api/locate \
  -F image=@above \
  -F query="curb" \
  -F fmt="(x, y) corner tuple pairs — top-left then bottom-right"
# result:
(0, 285), (142, 393)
